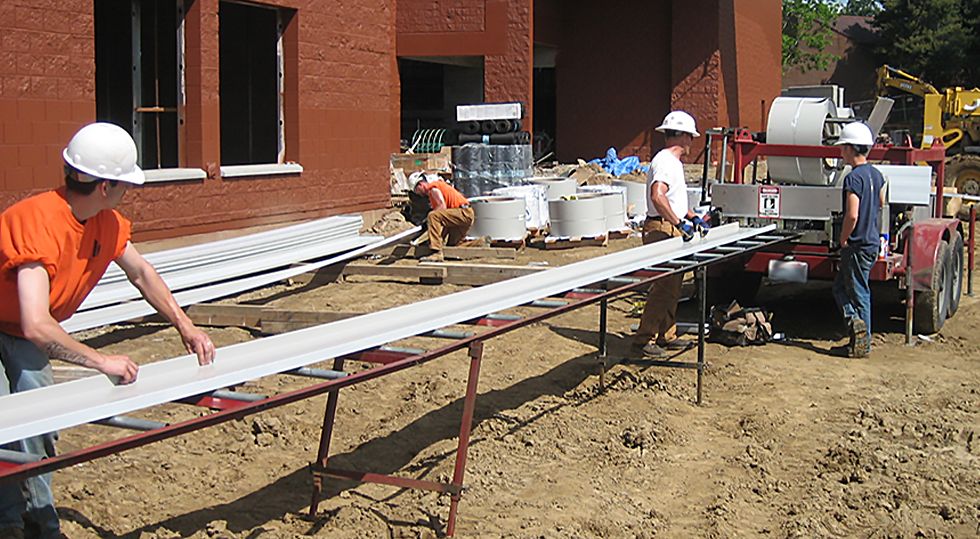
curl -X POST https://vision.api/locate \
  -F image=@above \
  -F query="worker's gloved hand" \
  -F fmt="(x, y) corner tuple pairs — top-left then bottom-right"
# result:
(678, 220), (695, 241)
(692, 216), (711, 233)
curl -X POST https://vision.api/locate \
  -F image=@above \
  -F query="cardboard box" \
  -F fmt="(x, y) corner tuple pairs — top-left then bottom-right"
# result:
(390, 146), (452, 174)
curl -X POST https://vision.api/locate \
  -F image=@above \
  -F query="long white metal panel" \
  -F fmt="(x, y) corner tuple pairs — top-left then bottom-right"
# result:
(62, 228), (419, 333)
(80, 235), (377, 311)
(94, 218), (363, 288)
(1, 224), (773, 445)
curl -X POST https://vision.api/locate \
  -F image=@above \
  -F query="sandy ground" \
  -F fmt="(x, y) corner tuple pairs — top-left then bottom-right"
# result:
(45, 224), (980, 539)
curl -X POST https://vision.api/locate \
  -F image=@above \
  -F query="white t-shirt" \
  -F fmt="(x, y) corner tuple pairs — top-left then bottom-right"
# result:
(646, 148), (688, 220)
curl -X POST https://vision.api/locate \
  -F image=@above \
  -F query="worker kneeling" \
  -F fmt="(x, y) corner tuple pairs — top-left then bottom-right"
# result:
(414, 175), (474, 262)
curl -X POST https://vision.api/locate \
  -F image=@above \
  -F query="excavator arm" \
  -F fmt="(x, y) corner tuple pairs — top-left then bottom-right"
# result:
(876, 65), (940, 97)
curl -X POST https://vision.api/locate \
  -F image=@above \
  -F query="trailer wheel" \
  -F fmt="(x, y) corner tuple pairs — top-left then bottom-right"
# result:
(913, 239), (951, 334)
(948, 232), (965, 317)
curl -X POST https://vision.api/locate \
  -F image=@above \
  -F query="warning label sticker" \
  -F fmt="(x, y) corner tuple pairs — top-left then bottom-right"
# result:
(758, 186), (781, 219)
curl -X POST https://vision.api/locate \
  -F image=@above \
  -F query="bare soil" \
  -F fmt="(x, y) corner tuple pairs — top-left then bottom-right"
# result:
(53, 225), (980, 539)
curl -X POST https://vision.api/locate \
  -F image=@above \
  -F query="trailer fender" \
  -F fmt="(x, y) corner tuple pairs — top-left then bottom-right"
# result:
(910, 218), (961, 291)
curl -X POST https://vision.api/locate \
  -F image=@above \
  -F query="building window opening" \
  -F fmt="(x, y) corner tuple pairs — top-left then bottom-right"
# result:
(219, 1), (282, 166)
(95, 0), (183, 170)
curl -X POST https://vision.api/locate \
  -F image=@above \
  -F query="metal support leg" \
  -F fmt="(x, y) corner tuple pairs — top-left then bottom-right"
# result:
(446, 341), (483, 537)
(309, 357), (345, 516)
(969, 205), (976, 297)
(598, 298), (608, 388)
(696, 267), (707, 406)
(905, 226), (915, 346)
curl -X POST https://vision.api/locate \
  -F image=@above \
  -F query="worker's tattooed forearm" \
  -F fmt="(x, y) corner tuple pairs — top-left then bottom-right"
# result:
(44, 341), (91, 366)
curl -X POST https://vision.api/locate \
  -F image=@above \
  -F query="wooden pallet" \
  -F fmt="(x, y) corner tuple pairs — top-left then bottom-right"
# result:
(543, 234), (608, 250)
(488, 235), (528, 250)
(607, 229), (632, 240)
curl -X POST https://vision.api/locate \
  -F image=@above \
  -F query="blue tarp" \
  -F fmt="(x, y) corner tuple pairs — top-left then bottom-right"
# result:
(589, 147), (648, 176)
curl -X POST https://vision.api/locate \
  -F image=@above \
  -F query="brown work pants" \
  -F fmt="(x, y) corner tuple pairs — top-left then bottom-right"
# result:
(633, 218), (684, 347)
(428, 206), (475, 251)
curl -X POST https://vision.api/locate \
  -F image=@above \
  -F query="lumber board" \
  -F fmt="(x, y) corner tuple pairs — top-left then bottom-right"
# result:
(419, 262), (547, 286)
(342, 264), (447, 280)
(260, 310), (362, 335)
(442, 246), (517, 260)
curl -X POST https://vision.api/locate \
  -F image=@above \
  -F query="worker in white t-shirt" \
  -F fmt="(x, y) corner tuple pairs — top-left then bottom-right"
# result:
(632, 111), (710, 358)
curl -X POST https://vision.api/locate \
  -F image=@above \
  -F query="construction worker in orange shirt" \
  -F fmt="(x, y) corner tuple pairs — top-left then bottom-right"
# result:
(413, 175), (475, 262)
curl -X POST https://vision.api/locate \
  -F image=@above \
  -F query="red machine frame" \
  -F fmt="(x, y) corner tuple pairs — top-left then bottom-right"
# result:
(718, 128), (967, 290)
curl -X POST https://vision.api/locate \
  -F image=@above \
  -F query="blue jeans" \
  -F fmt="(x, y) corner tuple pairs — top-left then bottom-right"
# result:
(0, 332), (60, 539)
(833, 246), (876, 351)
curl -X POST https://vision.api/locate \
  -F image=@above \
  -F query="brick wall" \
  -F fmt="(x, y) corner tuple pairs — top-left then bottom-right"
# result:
(398, 0), (486, 33)
(0, 0), (398, 241)
(0, 0), (95, 208)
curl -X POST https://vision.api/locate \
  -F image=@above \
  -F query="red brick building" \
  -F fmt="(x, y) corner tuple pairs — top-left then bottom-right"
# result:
(0, 0), (780, 241)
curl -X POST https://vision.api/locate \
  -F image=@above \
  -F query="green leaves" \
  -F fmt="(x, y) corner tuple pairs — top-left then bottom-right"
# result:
(782, 0), (842, 73)
(872, 0), (980, 88)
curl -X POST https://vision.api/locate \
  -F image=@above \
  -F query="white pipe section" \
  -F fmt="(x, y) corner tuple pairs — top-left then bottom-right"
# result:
(0, 223), (773, 445)
(61, 227), (420, 334)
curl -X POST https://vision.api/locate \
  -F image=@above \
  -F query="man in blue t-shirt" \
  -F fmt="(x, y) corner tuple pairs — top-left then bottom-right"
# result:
(832, 122), (886, 358)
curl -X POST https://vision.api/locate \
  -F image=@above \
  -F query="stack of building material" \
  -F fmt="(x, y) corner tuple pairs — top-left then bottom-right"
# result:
(453, 103), (533, 197)
(66, 216), (392, 333)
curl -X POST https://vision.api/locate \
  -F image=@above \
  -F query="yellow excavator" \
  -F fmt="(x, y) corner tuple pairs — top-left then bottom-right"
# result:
(876, 64), (980, 200)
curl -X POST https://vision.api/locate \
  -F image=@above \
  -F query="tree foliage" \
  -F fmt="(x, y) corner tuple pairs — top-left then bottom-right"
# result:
(841, 0), (883, 16)
(782, 0), (842, 73)
(872, 0), (980, 88)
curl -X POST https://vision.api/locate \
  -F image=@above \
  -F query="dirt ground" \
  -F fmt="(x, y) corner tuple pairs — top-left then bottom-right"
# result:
(50, 221), (980, 539)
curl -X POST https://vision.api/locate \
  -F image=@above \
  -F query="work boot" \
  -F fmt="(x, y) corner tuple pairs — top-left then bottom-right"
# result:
(631, 342), (668, 359)
(849, 318), (869, 358)
(420, 251), (444, 262)
(0, 527), (24, 539)
(659, 339), (695, 352)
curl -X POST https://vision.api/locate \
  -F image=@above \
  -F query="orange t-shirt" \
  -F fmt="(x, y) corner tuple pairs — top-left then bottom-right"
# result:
(0, 187), (131, 337)
(428, 180), (469, 209)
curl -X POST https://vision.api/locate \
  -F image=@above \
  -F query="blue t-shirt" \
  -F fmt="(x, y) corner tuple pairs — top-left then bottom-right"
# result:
(842, 163), (884, 253)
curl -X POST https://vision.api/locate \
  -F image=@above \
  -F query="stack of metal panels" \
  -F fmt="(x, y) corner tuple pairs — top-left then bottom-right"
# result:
(64, 215), (393, 333)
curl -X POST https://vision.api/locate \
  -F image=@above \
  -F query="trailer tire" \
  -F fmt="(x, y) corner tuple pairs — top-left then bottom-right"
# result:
(948, 232), (964, 317)
(914, 239), (951, 334)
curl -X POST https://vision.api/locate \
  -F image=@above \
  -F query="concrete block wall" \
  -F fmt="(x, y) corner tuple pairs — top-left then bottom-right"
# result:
(0, 0), (398, 242)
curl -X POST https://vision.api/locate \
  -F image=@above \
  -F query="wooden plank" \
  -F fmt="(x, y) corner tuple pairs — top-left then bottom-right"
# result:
(185, 304), (263, 327)
(442, 246), (517, 260)
(420, 262), (547, 286)
(260, 310), (363, 335)
(543, 235), (608, 250)
(342, 264), (447, 280)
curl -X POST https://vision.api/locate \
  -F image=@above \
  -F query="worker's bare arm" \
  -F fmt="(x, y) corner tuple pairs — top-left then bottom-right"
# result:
(116, 243), (215, 365)
(429, 187), (448, 211)
(17, 263), (139, 383)
(651, 182), (680, 225)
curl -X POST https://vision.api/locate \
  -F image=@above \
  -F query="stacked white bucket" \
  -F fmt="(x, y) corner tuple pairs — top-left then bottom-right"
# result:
(466, 196), (527, 241)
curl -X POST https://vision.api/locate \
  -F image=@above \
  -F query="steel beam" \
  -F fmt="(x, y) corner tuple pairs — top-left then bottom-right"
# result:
(0, 224), (773, 446)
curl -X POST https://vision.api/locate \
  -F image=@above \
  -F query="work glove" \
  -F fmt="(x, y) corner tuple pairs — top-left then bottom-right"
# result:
(678, 220), (695, 242)
(692, 216), (711, 234)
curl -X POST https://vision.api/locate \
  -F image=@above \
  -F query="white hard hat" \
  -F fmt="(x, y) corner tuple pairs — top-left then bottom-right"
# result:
(63, 122), (145, 185)
(835, 122), (875, 147)
(656, 110), (700, 137)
